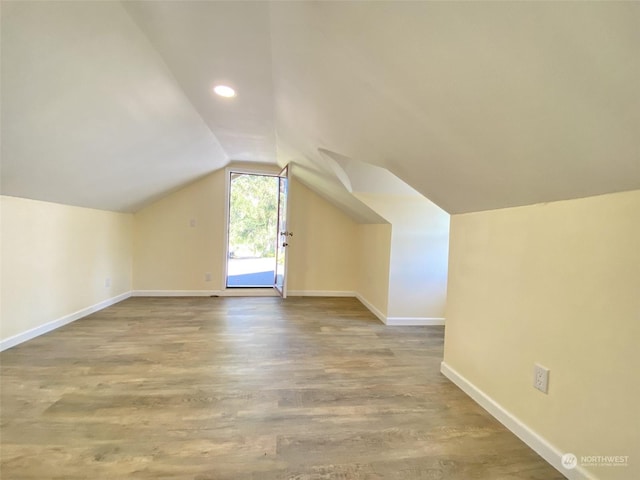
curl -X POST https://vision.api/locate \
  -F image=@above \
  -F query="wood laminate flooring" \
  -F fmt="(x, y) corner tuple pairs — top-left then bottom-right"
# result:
(0, 297), (565, 479)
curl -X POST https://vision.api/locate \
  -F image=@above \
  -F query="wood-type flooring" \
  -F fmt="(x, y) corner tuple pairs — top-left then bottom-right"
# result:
(0, 296), (565, 479)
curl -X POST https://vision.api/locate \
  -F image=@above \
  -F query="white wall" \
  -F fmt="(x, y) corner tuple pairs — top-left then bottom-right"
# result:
(443, 190), (640, 480)
(356, 223), (392, 319)
(0, 196), (133, 347)
(356, 193), (450, 321)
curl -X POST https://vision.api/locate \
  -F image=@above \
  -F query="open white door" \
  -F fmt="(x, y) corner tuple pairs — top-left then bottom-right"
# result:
(274, 165), (291, 297)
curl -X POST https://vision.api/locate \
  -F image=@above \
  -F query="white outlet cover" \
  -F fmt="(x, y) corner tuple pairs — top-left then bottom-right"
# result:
(534, 363), (550, 394)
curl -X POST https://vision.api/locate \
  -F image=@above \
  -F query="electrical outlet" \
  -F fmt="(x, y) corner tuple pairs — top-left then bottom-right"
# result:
(205, 272), (212, 282)
(105, 277), (112, 288)
(533, 363), (550, 393)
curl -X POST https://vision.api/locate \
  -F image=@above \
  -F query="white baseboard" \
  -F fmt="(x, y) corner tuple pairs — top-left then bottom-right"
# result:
(1, 289), (445, 352)
(0, 291), (131, 352)
(132, 289), (279, 297)
(132, 290), (216, 297)
(136, 289), (359, 298)
(354, 294), (444, 326)
(288, 290), (355, 297)
(132, 290), (444, 327)
(440, 362), (597, 480)
(385, 317), (445, 326)
(355, 293), (387, 324)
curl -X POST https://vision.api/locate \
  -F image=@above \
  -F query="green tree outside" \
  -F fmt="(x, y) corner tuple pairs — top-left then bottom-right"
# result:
(229, 174), (279, 258)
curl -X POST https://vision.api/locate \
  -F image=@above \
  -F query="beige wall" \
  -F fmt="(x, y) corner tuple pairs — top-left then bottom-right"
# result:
(444, 190), (640, 480)
(287, 179), (358, 293)
(356, 223), (392, 318)
(133, 169), (360, 295)
(0, 169), (367, 347)
(0, 195), (133, 342)
(356, 193), (450, 319)
(133, 171), (227, 291)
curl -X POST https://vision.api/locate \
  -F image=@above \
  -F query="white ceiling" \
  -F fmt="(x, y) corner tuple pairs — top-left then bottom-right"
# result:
(122, 1), (276, 164)
(1, 1), (227, 212)
(2, 1), (639, 216)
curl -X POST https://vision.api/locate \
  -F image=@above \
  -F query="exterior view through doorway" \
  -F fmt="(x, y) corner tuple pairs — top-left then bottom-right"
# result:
(226, 172), (279, 288)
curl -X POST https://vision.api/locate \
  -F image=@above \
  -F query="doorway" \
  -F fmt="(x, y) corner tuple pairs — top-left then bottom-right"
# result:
(226, 172), (279, 288)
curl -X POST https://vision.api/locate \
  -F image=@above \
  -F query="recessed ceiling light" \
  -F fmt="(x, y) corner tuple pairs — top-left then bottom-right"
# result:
(213, 85), (236, 98)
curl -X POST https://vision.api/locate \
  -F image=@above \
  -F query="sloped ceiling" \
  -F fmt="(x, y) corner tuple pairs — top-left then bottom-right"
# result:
(1, 1), (227, 212)
(122, 1), (276, 164)
(2, 1), (639, 216)
(270, 2), (640, 213)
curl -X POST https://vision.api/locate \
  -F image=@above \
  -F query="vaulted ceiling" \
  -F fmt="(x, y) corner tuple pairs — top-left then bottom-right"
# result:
(2, 1), (639, 217)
